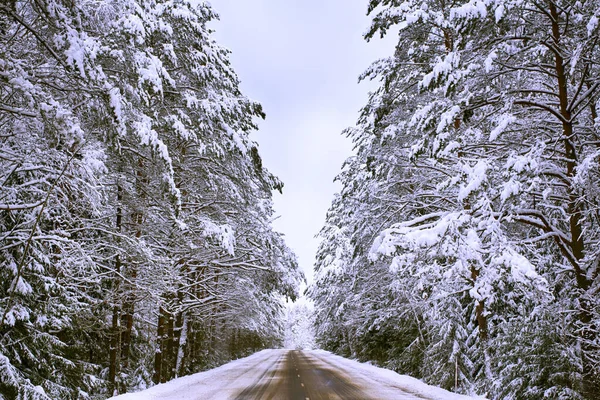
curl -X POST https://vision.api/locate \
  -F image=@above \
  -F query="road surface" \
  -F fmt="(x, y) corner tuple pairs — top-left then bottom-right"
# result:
(110, 349), (480, 400)
(234, 350), (420, 399)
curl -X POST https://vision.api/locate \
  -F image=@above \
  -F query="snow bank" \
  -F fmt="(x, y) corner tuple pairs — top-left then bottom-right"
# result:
(108, 350), (284, 400)
(311, 350), (487, 400)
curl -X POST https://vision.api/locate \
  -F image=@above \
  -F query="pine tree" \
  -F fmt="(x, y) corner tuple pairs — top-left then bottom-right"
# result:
(314, 0), (600, 397)
(1, 0), (302, 398)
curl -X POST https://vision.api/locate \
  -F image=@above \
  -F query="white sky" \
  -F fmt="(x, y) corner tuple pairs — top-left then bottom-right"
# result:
(209, 0), (396, 283)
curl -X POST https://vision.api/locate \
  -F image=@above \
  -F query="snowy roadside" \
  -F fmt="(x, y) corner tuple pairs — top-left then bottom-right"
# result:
(108, 349), (285, 400)
(310, 350), (487, 400)
(108, 349), (487, 399)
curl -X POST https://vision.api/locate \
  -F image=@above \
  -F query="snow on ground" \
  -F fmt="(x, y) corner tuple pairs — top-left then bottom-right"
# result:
(311, 350), (487, 400)
(108, 350), (285, 400)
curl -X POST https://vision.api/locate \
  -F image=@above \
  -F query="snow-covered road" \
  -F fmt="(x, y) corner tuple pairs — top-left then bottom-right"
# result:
(110, 349), (484, 400)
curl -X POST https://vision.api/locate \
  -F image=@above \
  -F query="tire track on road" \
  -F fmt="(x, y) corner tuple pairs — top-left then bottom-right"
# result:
(233, 352), (286, 400)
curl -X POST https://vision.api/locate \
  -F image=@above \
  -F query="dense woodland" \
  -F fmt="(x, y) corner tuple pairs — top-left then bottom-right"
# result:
(0, 0), (302, 398)
(311, 0), (600, 399)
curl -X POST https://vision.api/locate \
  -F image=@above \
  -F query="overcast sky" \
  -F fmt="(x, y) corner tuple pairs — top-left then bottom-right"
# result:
(209, 0), (396, 283)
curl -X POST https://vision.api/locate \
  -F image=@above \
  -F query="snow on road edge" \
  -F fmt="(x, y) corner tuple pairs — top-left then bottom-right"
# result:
(311, 350), (488, 400)
(107, 349), (487, 400)
(107, 349), (283, 400)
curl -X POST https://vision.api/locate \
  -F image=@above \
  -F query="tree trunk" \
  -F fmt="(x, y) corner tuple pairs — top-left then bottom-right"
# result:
(109, 183), (124, 394)
(153, 307), (166, 384)
(108, 302), (121, 395)
(179, 319), (193, 377)
(471, 266), (488, 341)
(548, 3), (597, 394)
(170, 286), (185, 377)
(120, 268), (137, 369)
(163, 309), (174, 382)
(119, 158), (145, 376)
(173, 313), (186, 378)
(120, 303), (134, 368)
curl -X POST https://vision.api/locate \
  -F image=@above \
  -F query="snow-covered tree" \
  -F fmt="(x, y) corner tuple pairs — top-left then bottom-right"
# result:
(0, 0), (301, 398)
(313, 0), (600, 398)
(284, 298), (316, 350)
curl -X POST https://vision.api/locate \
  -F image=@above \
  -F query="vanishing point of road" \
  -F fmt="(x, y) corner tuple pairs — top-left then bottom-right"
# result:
(235, 350), (374, 399)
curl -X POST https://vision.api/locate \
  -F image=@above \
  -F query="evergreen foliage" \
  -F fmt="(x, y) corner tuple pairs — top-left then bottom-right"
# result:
(311, 0), (600, 398)
(0, 0), (301, 398)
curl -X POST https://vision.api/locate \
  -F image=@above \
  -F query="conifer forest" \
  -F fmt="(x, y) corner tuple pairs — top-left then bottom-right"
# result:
(1, 0), (600, 399)
(0, 0), (301, 398)
(310, 0), (600, 398)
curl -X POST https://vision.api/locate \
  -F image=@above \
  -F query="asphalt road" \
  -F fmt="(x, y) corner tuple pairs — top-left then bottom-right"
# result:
(234, 350), (424, 400)
(110, 349), (476, 400)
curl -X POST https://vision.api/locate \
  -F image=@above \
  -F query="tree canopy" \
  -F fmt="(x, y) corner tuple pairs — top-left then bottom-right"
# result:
(311, 0), (600, 398)
(0, 1), (302, 398)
